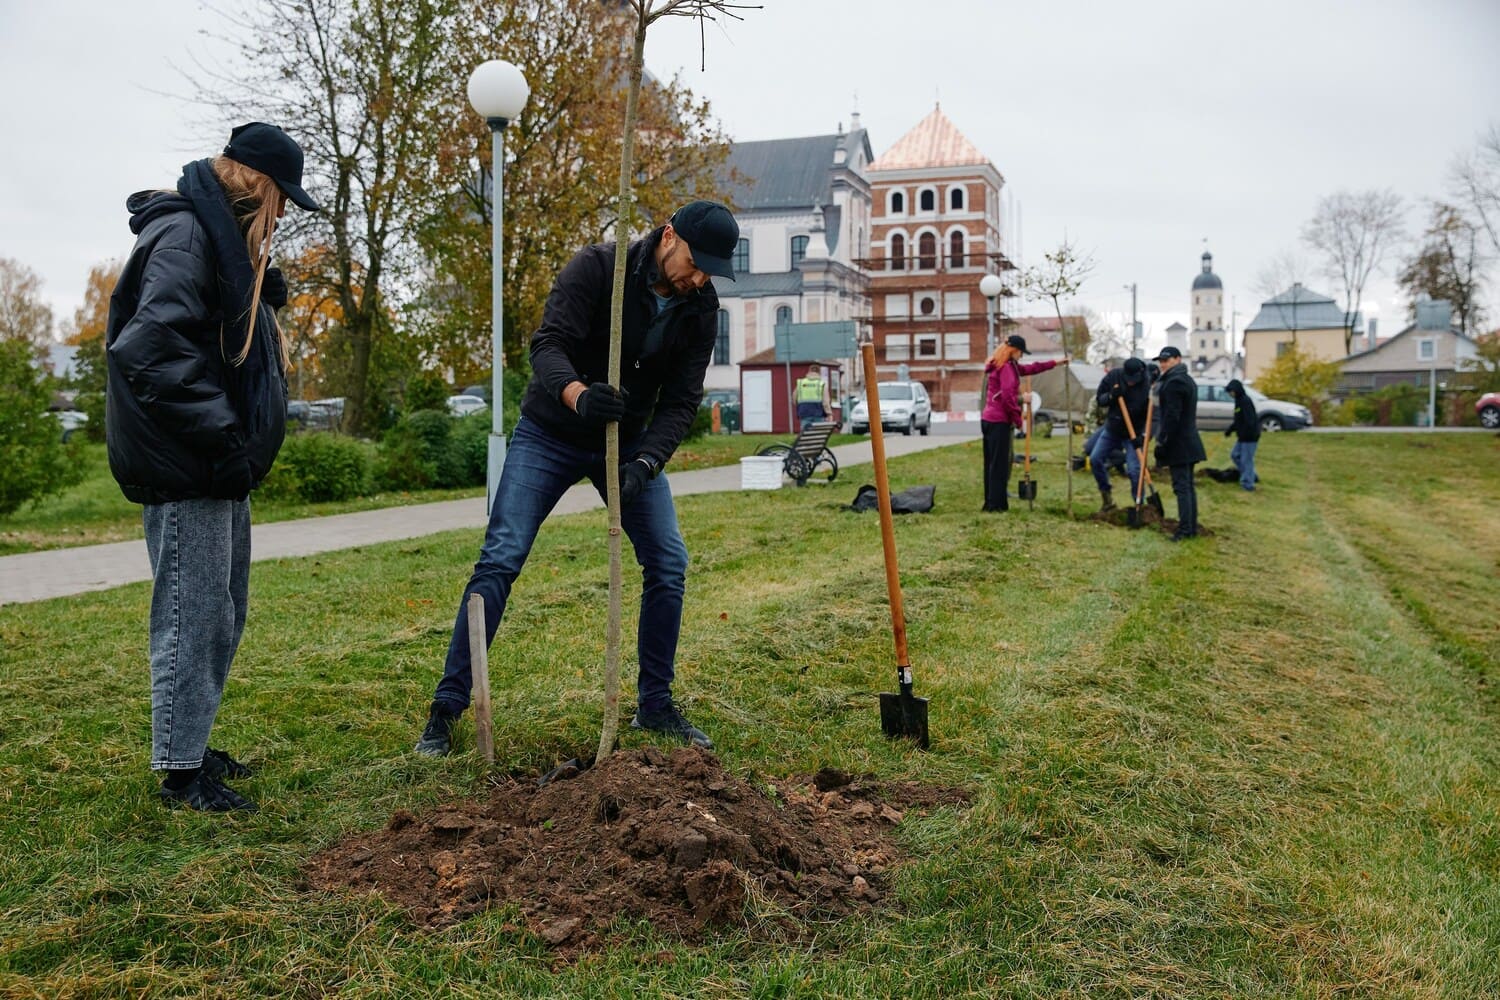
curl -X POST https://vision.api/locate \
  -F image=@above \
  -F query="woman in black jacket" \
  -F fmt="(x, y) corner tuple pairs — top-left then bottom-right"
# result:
(1224, 379), (1261, 491)
(105, 123), (319, 811)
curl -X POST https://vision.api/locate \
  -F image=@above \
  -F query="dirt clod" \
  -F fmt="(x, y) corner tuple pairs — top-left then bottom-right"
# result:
(305, 748), (966, 953)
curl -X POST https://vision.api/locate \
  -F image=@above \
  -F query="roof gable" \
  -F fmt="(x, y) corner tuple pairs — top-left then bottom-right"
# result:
(720, 130), (871, 212)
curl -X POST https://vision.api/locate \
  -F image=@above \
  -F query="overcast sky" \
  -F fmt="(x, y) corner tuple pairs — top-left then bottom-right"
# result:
(3, 0), (1497, 354)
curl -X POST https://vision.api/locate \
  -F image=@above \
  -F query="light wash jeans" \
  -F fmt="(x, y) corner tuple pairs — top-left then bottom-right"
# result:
(143, 498), (250, 770)
(1089, 426), (1141, 499)
(434, 418), (690, 716)
(1231, 440), (1258, 491)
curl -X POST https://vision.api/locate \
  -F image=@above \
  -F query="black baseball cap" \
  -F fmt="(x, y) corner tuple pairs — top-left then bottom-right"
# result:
(1123, 357), (1146, 382)
(1006, 334), (1029, 354)
(1153, 345), (1182, 361)
(669, 201), (739, 281)
(223, 122), (321, 212)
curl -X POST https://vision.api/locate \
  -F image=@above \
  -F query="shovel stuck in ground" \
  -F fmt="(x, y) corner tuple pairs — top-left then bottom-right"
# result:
(861, 344), (929, 750)
(1119, 396), (1165, 526)
(1017, 377), (1037, 505)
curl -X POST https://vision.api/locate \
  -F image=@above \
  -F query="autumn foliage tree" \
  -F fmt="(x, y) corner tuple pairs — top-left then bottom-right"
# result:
(1253, 343), (1343, 421)
(61, 261), (121, 441)
(0, 257), (55, 356)
(415, 0), (734, 386)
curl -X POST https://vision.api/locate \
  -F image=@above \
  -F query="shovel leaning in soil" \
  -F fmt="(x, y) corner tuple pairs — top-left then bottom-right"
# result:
(1017, 376), (1037, 506)
(1116, 398), (1149, 527)
(861, 343), (930, 750)
(1131, 394), (1166, 522)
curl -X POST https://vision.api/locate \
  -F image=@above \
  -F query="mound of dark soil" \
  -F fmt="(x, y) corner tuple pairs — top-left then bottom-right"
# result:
(305, 748), (965, 952)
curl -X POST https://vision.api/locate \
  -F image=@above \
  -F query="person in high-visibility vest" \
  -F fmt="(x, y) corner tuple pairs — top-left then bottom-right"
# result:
(794, 370), (828, 430)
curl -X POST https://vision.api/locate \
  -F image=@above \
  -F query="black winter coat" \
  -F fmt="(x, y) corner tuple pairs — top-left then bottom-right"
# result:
(105, 191), (287, 504)
(1153, 364), (1206, 466)
(1096, 367), (1150, 439)
(1226, 380), (1261, 442)
(522, 227), (717, 464)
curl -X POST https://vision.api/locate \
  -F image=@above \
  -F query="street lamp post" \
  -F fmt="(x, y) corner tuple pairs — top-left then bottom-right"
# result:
(979, 273), (1003, 357)
(1124, 282), (1138, 358)
(466, 59), (530, 513)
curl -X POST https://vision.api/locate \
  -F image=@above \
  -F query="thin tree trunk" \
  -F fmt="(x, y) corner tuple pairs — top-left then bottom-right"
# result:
(1055, 301), (1074, 515)
(597, 12), (648, 764)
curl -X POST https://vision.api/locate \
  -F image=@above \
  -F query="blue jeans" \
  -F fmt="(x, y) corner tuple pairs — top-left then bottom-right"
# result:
(1231, 440), (1258, 491)
(142, 498), (250, 770)
(1089, 426), (1141, 498)
(434, 418), (690, 715)
(797, 402), (826, 430)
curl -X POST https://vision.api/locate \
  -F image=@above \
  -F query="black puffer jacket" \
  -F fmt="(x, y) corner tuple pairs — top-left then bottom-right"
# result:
(1154, 364), (1206, 466)
(105, 191), (287, 504)
(1225, 379), (1261, 442)
(522, 227), (717, 465)
(1096, 365), (1150, 438)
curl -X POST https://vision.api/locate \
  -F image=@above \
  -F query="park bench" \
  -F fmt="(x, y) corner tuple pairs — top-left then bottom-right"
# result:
(754, 420), (840, 487)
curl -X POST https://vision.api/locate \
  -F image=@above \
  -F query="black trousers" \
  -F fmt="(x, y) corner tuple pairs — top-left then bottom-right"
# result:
(981, 419), (1015, 511)
(1169, 463), (1198, 536)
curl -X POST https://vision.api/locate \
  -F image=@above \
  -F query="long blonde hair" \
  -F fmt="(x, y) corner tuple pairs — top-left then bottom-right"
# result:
(211, 155), (289, 370)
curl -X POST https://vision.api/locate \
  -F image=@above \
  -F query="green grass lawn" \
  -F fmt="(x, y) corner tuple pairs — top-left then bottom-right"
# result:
(0, 433), (837, 556)
(0, 432), (1496, 997)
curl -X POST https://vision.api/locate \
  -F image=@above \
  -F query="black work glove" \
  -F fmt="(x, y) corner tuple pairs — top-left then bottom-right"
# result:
(260, 267), (288, 310)
(575, 383), (627, 427)
(1224, 428), (1233, 438)
(1109, 383), (1123, 401)
(209, 448), (253, 501)
(618, 458), (654, 507)
(1133, 435), (1145, 450)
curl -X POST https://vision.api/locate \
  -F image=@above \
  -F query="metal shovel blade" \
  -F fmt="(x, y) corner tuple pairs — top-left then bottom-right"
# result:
(1148, 491), (1165, 516)
(1017, 480), (1037, 501)
(1127, 505), (1143, 528)
(879, 690), (930, 749)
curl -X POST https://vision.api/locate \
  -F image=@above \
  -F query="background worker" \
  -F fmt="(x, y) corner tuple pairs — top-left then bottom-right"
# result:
(1224, 379), (1261, 491)
(1151, 346), (1206, 540)
(794, 368), (829, 430)
(980, 333), (1066, 512)
(1091, 357), (1149, 511)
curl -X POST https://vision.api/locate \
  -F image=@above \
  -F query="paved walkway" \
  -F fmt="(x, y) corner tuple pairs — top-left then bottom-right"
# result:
(0, 431), (977, 606)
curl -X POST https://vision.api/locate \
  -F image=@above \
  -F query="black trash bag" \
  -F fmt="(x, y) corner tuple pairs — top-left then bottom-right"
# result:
(849, 483), (937, 514)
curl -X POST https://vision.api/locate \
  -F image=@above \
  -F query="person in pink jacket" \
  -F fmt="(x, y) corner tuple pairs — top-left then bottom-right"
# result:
(980, 334), (1066, 511)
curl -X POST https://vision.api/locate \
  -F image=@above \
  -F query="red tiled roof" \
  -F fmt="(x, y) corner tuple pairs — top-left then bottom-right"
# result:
(870, 106), (990, 170)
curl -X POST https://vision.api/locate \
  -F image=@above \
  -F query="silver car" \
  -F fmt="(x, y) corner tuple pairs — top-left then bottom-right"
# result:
(1194, 379), (1312, 432)
(850, 381), (932, 436)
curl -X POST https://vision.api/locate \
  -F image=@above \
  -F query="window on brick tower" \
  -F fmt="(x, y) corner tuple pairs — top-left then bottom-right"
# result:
(949, 231), (965, 268)
(920, 189), (935, 212)
(918, 232), (936, 269)
(950, 187), (964, 210)
(890, 234), (905, 270)
(891, 191), (904, 214)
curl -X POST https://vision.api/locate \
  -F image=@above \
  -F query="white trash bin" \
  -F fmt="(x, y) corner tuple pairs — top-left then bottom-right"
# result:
(739, 455), (784, 490)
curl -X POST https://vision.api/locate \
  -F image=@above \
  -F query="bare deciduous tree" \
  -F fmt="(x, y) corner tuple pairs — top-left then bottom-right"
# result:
(1022, 241), (1093, 516)
(1398, 202), (1489, 335)
(1450, 123), (1500, 257)
(1300, 188), (1404, 353)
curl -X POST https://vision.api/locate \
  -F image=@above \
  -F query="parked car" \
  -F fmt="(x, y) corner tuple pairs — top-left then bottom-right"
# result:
(849, 381), (932, 436)
(460, 384), (491, 403)
(1477, 391), (1500, 429)
(1193, 379), (1312, 432)
(446, 394), (489, 418)
(49, 408), (87, 442)
(700, 388), (739, 410)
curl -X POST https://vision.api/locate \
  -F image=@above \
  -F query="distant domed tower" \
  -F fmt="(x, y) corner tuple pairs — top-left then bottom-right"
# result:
(1190, 251), (1228, 372)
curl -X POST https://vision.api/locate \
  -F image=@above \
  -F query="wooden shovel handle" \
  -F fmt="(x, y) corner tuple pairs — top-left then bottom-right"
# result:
(1022, 375), (1033, 472)
(1117, 398), (1150, 506)
(861, 343), (908, 665)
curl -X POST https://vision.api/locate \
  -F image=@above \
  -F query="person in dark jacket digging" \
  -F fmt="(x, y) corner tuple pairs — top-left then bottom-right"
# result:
(1151, 346), (1206, 540)
(1224, 378), (1261, 491)
(105, 123), (320, 812)
(415, 201), (739, 757)
(1090, 357), (1150, 511)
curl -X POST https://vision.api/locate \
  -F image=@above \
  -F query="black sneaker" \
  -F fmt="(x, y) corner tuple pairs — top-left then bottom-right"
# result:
(201, 747), (253, 780)
(631, 702), (714, 750)
(160, 772), (258, 812)
(414, 702), (460, 757)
